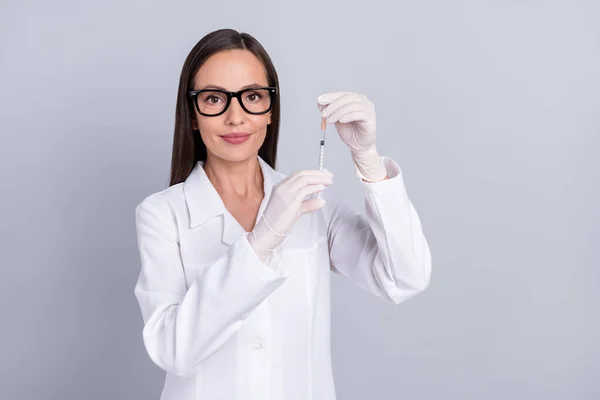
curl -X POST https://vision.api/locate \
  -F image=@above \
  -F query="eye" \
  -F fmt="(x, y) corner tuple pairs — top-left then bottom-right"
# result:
(199, 91), (226, 105)
(245, 91), (262, 102)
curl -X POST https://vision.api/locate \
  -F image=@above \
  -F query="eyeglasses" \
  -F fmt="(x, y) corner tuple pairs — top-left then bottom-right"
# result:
(188, 86), (277, 117)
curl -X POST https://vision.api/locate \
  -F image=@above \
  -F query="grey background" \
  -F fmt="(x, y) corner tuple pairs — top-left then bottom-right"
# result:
(1, 0), (598, 399)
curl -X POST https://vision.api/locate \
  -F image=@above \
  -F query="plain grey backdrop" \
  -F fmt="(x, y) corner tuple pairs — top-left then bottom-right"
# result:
(1, 0), (598, 399)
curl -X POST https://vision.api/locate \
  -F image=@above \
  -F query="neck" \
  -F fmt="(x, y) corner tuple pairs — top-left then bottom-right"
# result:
(203, 154), (264, 200)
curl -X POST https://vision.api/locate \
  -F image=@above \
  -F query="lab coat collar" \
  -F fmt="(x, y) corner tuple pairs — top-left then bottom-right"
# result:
(183, 155), (284, 245)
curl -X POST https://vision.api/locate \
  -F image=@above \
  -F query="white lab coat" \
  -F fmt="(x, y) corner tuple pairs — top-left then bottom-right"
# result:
(134, 154), (431, 400)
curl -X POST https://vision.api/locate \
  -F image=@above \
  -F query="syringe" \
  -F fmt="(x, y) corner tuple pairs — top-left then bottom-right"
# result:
(317, 116), (327, 200)
(319, 116), (326, 171)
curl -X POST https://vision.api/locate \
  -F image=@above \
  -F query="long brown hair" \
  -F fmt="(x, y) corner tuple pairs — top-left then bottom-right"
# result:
(169, 29), (281, 186)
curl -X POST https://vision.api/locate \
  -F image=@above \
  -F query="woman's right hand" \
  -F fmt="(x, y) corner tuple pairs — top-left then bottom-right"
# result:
(246, 169), (334, 265)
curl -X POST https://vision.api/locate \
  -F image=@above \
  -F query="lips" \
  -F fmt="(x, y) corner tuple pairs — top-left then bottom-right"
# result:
(221, 132), (251, 144)
(221, 132), (250, 138)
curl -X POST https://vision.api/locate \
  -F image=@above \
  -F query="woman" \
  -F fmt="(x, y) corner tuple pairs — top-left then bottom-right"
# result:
(134, 28), (431, 400)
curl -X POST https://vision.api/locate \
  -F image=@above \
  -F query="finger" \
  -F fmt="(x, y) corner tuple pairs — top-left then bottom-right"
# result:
(296, 183), (327, 210)
(290, 173), (333, 192)
(298, 181), (326, 196)
(286, 169), (334, 184)
(317, 92), (352, 107)
(322, 94), (369, 119)
(320, 93), (360, 116)
(326, 101), (372, 124)
(338, 111), (374, 125)
(289, 169), (334, 178)
(299, 197), (326, 214)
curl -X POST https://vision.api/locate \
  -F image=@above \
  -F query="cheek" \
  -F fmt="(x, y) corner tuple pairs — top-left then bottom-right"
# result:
(196, 118), (220, 138)
(250, 114), (271, 130)
(251, 116), (270, 142)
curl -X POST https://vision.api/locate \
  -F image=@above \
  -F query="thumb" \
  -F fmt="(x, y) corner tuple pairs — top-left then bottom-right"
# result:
(299, 198), (326, 215)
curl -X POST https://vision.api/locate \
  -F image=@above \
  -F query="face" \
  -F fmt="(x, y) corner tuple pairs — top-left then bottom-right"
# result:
(191, 49), (272, 164)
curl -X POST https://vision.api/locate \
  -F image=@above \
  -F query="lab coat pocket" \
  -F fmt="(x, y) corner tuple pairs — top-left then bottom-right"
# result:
(276, 212), (329, 309)
(273, 231), (328, 341)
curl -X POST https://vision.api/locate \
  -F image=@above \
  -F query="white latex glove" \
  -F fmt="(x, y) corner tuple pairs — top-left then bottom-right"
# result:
(247, 169), (334, 265)
(317, 92), (387, 182)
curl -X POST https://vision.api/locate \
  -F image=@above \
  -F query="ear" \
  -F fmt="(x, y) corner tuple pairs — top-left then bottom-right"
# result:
(191, 117), (198, 130)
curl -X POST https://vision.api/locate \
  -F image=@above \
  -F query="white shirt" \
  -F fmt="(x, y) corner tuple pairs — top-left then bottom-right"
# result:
(134, 155), (431, 400)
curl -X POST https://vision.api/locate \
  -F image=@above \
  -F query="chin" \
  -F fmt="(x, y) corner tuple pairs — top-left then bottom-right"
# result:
(211, 145), (262, 163)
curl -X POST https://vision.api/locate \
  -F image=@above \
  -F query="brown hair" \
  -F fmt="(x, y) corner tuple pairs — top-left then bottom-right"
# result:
(169, 29), (280, 186)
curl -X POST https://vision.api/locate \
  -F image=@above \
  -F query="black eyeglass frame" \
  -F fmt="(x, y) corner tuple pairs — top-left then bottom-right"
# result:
(188, 86), (278, 117)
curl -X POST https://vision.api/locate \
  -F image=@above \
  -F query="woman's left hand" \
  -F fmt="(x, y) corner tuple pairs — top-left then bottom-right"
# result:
(317, 91), (387, 182)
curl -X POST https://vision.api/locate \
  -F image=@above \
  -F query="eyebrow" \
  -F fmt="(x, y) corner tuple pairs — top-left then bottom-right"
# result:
(199, 83), (267, 91)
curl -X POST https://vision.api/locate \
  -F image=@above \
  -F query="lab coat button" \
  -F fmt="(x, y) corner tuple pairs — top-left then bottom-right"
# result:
(252, 342), (263, 351)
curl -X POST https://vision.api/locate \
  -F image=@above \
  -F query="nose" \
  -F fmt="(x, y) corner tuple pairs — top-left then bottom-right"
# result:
(224, 96), (246, 125)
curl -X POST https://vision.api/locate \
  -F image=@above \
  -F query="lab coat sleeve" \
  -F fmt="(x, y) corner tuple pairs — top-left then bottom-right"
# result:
(323, 156), (431, 305)
(133, 195), (289, 377)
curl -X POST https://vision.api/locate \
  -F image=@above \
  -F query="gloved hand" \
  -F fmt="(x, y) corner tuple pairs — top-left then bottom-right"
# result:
(317, 92), (387, 182)
(246, 169), (334, 265)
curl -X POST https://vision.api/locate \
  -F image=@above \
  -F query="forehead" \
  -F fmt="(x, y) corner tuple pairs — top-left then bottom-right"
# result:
(194, 49), (268, 90)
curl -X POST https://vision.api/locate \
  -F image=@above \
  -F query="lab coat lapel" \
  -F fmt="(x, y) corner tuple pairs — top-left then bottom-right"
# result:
(183, 161), (225, 229)
(221, 212), (243, 245)
(184, 160), (240, 246)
